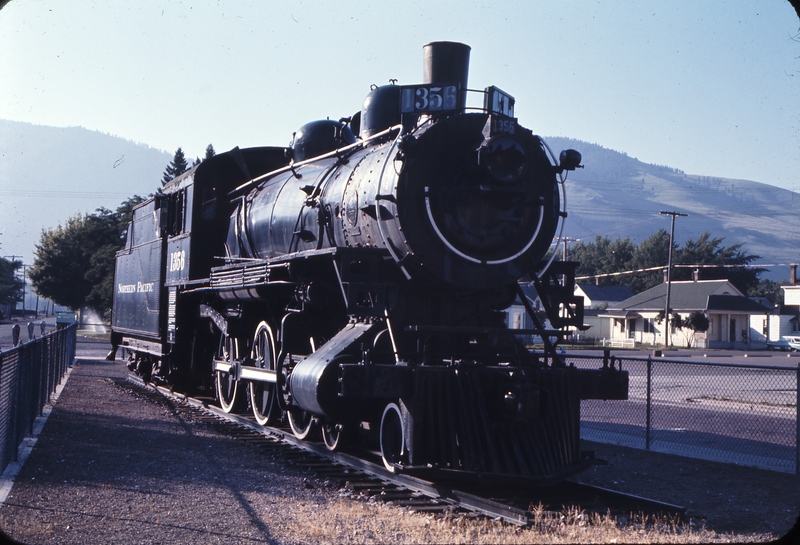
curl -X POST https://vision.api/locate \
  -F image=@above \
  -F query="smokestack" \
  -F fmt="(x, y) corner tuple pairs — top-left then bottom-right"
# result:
(423, 41), (470, 87)
(422, 41), (471, 111)
(791, 263), (797, 285)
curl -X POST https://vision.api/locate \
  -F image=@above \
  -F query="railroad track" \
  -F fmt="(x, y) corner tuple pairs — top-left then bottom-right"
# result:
(123, 373), (685, 527)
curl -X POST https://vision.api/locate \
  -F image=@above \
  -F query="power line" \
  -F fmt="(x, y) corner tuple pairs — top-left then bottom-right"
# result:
(0, 189), (133, 199)
(575, 263), (782, 281)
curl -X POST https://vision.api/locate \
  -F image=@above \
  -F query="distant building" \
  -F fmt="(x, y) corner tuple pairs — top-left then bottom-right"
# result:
(603, 279), (769, 348)
(775, 264), (800, 342)
(750, 303), (800, 344)
(574, 284), (634, 309)
(504, 283), (545, 344)
(573, 284), (633, 340)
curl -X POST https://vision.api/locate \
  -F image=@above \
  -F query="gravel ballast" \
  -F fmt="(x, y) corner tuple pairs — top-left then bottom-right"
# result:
(0, 341), (797, 543)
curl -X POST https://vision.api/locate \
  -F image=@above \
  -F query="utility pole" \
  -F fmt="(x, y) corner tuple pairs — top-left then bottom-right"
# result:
(561, 237), (580, 261)
(3, 255), (23, 316)
(660, 211), (687, 348)
(21, 264), (27, 316)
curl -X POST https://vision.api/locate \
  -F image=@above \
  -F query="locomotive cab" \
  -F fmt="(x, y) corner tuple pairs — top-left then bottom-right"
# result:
(110, 146), (291, 382)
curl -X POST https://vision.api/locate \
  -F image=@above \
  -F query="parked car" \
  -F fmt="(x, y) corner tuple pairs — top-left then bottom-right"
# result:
(784, 336), (800, 351)
(766, 337), (800, 351)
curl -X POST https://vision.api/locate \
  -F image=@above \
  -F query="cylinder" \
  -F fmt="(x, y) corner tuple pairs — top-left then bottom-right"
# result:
(422, 41), (471, 90)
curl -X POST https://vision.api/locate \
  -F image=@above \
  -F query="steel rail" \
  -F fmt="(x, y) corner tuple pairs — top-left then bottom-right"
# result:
(127, 374), (685, 525)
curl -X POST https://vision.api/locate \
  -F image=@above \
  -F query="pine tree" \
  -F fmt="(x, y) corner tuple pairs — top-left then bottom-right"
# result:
(162, 147), (189, 184)
(204, 144), (215, 161)
(0, 257), (23, 310)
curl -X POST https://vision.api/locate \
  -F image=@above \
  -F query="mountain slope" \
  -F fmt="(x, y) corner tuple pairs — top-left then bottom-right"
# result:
(547, 137), (797, 280)
(0, 119), (171, 264)
(0, 122), (795, 282)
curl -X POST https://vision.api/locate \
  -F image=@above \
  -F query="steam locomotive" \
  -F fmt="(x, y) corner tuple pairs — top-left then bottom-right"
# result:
(109, 42), (627, 483)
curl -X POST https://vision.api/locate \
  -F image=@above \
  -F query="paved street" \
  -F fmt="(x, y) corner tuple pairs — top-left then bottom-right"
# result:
(569, 351), (799, 473)
(0, 318), (54, 351)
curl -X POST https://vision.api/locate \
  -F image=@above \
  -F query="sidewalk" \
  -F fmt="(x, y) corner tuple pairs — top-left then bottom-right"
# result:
(0, 340), (317, 545)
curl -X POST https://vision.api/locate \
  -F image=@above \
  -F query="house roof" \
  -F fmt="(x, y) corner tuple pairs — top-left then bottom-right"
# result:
(706, 295), (770, 313)
(749, 296), (771, 309)
(603, 309), (639, 318)
(777, 304), (800, 316)
(511, 282), (540, 306)
(607, 279), (742, 312)
(576, 284), (634, 303)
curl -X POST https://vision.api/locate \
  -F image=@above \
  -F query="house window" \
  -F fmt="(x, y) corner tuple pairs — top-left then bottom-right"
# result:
(643, 318), (655, 333)
(512, 312), (521, 329)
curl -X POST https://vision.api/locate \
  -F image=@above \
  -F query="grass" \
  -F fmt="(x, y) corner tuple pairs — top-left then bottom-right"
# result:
(274, 493), (775, 544)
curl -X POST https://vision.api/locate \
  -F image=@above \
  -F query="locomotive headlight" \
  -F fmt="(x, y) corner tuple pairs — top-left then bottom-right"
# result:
(478, 136), (527, 183)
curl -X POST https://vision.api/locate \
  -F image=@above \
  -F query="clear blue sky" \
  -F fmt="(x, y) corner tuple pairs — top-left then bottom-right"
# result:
(1, 1), (798, 190)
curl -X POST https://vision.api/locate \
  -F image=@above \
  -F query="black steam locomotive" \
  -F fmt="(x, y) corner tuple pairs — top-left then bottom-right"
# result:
(109, 42), (627, 483)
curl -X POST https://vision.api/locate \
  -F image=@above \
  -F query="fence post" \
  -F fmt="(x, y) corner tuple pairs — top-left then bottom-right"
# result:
(646, 356), (652, 451)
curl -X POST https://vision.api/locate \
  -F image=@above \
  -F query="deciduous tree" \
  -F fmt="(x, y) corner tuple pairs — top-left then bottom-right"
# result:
(28, 196), (144, 316)
(749, 278), (784, 306)
(571, 230), (762, 295)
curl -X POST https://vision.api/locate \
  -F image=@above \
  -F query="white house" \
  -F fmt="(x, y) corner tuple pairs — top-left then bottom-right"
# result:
(504, 283), (547, 344)
(749, 303), (800, 344)
(603, 279), (770, 348)
(574, 284), (634, 309)
(573, 284), (634, 341)
(772, 278), (800, 342)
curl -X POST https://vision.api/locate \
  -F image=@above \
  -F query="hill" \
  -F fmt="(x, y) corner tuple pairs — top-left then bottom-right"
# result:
(0, 121), (794, 282)
(0, 119), (171, 265)
(547, 137), (797, 281)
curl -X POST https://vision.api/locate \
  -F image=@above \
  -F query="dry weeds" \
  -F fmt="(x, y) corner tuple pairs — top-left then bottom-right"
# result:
(263, 489), (774, 544)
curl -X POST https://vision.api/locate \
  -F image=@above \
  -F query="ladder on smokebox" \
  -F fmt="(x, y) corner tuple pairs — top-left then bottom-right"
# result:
(518, 260), (586, 366)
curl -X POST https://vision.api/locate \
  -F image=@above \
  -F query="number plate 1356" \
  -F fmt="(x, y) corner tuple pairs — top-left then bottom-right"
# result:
(400, 84), (459, 114)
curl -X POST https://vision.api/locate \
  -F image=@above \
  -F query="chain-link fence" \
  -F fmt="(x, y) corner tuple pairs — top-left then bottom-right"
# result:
(0, 324), (76, 474)
(568, 353), (799, 474)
